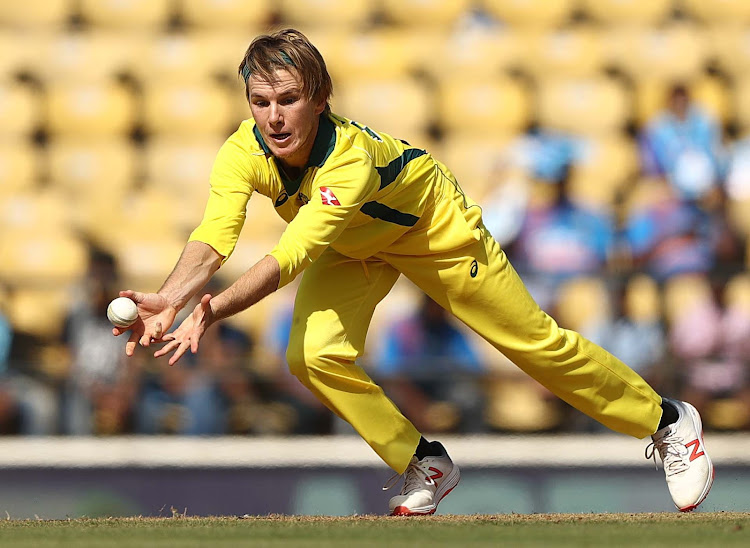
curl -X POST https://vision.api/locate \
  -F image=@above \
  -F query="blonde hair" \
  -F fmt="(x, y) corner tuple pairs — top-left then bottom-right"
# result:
(239, 29), (333, 111)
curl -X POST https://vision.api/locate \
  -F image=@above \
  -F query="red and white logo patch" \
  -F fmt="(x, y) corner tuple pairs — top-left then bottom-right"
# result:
(319, 187), (341, 206)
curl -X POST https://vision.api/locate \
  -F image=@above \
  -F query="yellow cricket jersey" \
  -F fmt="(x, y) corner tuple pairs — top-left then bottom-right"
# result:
(188, 112), (481, 288)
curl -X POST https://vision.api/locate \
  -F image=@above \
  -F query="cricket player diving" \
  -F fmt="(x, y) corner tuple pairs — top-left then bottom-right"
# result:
(115, 29), (713, 515)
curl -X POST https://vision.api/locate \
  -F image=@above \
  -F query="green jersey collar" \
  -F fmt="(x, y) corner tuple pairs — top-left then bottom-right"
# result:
(252, 114), (337, 195)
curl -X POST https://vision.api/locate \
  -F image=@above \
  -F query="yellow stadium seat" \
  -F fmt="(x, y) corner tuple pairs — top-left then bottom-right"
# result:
(483, 0), (574, 28)
(580, 0), (672, 25)
(437, 135), (517, 198)
(733, 77), (750, 132)
(48, 139), (137, 195)
(708, 24), (750, 79)
(334, 78), (432, 146)
(130, 31), (221, 84)
(143, 137), (222, 229)
(418, 27), (523, 82)
(607, 24), (709, 82)
(0, 0), (71, 28)
(682, 0), (750, 23)
(663, 273), (713, 325)
(622, 176), (673, 217)
(317, 30), (420, 82)
(569, 135), (638, 208)
(31, 31), (136, 84)
(439, 77), (530, 136)
(46, 81), (136, 137)
(144, 137), (222, 190)
(0, 31), (41, 76)
(724, 273), (750, 310)
(727, 195), (750, 237)
(142, 81), (234, 136)
(0, 189), (71, 233)
(114, 236), (187, 289)
(537, 77), (629, 135)
(623, 274), (662, 323)
(7, 287), (71, 339)
(79, 0), (172, 29)
(556, 276), (612, 332)
(179, 0), (274, 29)
(0, 80), (39, 139)
(0, 143), (39, 194)
(381, 0), (472, 28)
(0, 229), (88, 286)
(524, 26), (606, 79)
(202, 32), (256, 80)
(278, 0), (373, 29)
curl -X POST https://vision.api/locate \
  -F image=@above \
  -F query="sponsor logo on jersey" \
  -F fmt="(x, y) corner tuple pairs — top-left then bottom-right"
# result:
(320, 186), (341, 206)
(274, 191), (289, 207)
(470, 259), (478, 278)
(297, 192), (309, 206)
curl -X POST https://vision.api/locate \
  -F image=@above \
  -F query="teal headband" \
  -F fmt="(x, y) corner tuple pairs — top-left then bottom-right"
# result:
(241, 52), (296, 81)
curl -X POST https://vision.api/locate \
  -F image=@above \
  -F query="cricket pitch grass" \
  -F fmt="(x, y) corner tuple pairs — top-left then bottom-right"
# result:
(0, 512), (747, 547)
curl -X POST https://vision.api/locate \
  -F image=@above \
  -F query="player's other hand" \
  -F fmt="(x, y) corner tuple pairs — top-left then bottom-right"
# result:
(113, 290), (178, 357)
(154, 294), (214, 367)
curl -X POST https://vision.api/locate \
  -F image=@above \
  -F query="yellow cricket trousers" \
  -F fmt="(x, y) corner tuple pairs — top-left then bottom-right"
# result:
(285, 172), (664, 474)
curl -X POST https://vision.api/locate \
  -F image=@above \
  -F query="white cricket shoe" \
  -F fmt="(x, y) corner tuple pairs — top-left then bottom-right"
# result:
(646, 398), (714, 512)
(383, 443), (460, 516)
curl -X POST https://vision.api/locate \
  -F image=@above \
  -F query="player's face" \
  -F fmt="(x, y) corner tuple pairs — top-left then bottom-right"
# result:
(248, 69), (326, 170)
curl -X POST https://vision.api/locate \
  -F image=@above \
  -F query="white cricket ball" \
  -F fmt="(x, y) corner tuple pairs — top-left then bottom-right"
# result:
(107, 297), (138, 328)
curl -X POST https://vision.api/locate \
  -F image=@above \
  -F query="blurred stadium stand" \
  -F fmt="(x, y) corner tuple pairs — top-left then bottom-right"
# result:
(0, 0), (749, 439)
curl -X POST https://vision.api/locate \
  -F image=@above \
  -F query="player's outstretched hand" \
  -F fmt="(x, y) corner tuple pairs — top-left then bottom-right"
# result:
(154, 294), (214, 367)
(113, 290), (178, 357)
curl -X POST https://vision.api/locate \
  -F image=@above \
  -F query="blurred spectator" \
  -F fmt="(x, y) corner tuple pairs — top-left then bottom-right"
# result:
(373, 295), (485, 433)
(62, 248), (139, 435)
(669, 273), (750, 430)
(507, 162), (615, 309)
(586, 274), (667, 385)
(0, 287), (19, 433)
(0, 284), (59, 435)
(136, 280), (258, 435)
(622, 179), (738, 282)
(639, 84), (725, 200)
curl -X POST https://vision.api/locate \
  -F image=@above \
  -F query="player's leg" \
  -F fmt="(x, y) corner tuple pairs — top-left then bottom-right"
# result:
(285, 247), (418, 472)
(286, 247), (459, 515)
(381, 180), (712, 511)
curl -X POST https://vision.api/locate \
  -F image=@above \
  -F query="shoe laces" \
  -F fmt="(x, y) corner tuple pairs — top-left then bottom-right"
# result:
(645, 428), (690, 476)
(382, 458), (436, 494)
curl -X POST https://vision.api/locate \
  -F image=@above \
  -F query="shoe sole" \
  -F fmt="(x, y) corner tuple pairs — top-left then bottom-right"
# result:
(390, 463), (461, 516)
(677, 402), (714, 513)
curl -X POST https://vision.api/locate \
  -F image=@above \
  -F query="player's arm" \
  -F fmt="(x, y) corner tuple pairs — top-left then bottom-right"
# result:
(116, 125), (255, 357)
(116, 241), (224, 357)
(155, 254), (280, 366)
(270, 151), (380, 288)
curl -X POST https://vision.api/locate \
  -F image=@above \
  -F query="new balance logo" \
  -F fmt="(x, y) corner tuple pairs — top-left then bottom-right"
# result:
(428, 467), (443, 481)
(320, 186), (341, 206)
(685, 439), (705, 462)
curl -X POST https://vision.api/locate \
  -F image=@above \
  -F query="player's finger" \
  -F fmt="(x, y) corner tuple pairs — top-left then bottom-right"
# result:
(191, 335), (200, 354)
(168, 341), (191, 367)
(153, 321), (163, 339)
(154, 339), (180, 358)
(122, 290), (145, 303)
(125, 331), (140, 356)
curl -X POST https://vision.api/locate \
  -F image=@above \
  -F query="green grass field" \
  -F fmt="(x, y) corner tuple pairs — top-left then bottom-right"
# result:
(0, 513), (747, 547)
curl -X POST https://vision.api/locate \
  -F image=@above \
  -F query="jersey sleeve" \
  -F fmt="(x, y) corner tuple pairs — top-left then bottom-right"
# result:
(188, 128), (256, 263)
(269, 150), (380, 288)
